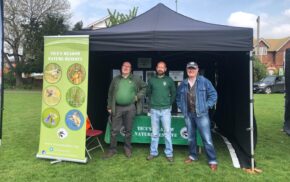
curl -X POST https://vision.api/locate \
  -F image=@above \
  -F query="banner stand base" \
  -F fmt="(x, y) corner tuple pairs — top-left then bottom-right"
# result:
(50, 159), (62, 164)
(36, 154), (88, 164)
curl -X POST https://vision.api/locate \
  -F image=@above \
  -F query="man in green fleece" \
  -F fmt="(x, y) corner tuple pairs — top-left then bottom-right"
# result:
(146, 61), (176, 162)
(105, 61), (147, 158)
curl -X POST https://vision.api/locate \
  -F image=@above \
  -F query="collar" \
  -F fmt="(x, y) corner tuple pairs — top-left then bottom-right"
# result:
(154, 74), (165, 79)
(121, 73), (132, 79)
(188, 78), (196, 87)
(184, 75), (200, 85)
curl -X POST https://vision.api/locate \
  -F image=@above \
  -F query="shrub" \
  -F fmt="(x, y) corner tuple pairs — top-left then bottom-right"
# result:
(252, 56), (267, 82)
(3, 71), (16, 89)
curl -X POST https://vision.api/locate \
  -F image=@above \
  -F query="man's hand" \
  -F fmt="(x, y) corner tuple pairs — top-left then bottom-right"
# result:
(107, 109), (112, 113)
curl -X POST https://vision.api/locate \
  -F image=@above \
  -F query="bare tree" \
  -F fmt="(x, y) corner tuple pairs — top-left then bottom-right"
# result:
(3, 0), (70, 86)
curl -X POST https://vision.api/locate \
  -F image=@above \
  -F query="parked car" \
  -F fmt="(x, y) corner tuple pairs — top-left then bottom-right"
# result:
(253, 75), (285, 94)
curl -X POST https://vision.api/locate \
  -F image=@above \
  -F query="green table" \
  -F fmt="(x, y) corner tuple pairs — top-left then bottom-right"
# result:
(105, 115), (202, 146)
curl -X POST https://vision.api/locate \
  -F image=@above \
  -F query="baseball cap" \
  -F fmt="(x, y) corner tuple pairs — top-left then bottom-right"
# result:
(186, 61), (198, 69)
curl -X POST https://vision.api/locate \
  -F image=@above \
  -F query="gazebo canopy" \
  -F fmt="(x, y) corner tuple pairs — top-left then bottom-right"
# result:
(73, 3), (253, 51)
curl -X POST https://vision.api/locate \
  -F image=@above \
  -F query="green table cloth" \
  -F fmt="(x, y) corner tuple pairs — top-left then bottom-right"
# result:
(105, 115), (202, 146)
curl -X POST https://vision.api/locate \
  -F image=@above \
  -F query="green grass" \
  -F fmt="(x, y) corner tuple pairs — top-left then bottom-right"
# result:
(0, 91), (290, 181)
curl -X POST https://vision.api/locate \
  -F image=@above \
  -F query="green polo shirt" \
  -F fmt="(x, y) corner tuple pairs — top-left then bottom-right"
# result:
(115, 77), (136, 105)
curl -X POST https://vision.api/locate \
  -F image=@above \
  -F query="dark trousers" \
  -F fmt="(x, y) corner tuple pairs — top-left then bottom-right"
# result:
(110, 104), (136, 152)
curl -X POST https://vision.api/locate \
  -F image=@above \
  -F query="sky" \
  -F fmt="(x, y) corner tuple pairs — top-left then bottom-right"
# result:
(68, 0), (290, 39)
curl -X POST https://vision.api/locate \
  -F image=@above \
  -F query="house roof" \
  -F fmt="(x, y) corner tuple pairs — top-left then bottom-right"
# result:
(254, 37), (290, 51)
(85, 16), (109, 29)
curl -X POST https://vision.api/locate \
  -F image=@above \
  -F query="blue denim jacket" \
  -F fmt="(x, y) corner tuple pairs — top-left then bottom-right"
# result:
(176, 76), (217, 117)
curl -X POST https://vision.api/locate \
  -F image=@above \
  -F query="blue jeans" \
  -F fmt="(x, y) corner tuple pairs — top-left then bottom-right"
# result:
(150, 108), (173, 157)
(185, 112), (217, 164)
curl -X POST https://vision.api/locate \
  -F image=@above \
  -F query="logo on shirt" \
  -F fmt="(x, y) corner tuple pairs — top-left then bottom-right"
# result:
(163, 81), (167, 86)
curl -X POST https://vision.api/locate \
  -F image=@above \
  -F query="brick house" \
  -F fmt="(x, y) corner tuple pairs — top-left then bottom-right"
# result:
(254, 36), (290, 74)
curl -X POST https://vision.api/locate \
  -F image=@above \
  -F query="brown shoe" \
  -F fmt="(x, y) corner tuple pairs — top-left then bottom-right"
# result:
(166, 157), (174, 162)
(184, 157), (196, 164)
(146, 155), (157, 160)
(209, 164), (218, 171)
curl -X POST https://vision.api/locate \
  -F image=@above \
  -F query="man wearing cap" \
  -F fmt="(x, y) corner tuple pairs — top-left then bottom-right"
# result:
(105, 61), (147, 158)
(146, 61), (176, 162)
(176, 61), (218, 171)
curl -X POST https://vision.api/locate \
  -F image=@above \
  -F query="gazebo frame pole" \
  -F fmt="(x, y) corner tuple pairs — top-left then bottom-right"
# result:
(249, 51), (255, 170)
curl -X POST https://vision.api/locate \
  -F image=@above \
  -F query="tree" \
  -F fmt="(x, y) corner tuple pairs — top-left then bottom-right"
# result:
(106, 7), (138, 27)
(22, 14), (69, 74)
(252, 56), (267, 82)
(72, 21), (83, 31)
(3, 0), (70, 86)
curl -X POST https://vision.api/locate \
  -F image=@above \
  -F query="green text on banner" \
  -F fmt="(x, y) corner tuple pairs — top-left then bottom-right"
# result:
(37, 35), (89, 163)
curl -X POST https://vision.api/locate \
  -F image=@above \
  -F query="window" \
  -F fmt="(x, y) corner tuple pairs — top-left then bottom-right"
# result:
(255, 46), (267, 55)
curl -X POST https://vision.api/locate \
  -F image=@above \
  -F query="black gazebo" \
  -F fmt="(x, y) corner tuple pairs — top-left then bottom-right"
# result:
(71, 3), (256, 168)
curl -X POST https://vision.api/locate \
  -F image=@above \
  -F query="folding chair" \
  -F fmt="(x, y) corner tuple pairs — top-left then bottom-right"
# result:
(86, 117), (104, 159)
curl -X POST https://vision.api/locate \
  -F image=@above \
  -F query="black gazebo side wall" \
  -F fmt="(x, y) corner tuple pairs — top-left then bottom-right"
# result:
(215, 52), (257, 167)
(284, 49), (290, 135)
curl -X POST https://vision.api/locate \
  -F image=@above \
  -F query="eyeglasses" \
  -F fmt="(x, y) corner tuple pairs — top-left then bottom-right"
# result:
(122, 65), (131, 68)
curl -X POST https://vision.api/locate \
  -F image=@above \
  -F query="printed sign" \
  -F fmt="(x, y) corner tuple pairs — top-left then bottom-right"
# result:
(37, 36), (89, 163)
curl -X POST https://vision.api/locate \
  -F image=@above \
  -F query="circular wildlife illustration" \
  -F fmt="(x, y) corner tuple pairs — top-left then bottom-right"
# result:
(44, 63), (62, 83)
(42, 108), (60, 128)
(66, 86), (86, 107)
(67, 63), (86, 85)
(43, 86), (61, 106)
(65, 110), (84, 131)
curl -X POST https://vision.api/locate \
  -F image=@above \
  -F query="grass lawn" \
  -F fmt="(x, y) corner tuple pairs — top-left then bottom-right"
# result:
(0, 91), (290, 181)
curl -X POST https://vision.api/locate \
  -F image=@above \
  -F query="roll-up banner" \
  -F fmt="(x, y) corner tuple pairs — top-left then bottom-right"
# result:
(37, 36), (89, 163)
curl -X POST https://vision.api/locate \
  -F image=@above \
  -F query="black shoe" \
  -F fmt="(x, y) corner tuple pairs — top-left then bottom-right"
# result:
(166, 157), (174, 162)
(102, 151), (116, 159)
(146, 155), (157, 160)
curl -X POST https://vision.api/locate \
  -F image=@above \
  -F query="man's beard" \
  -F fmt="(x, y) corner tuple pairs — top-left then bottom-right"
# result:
(157, 70), (165, 76)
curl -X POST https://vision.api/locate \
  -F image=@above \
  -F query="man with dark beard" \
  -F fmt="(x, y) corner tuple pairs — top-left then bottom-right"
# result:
(146, 61), (176, 162)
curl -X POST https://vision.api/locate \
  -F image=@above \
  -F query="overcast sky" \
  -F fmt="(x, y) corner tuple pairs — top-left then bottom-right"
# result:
(68, 0), (290, 38)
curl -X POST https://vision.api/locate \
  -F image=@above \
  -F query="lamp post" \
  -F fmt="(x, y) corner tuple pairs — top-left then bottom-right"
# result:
(257, 16), (262, 62)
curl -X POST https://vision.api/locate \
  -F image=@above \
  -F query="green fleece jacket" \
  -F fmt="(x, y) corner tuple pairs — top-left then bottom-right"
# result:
(107, 74), (147, 115)
(147, 75), (176, 109)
